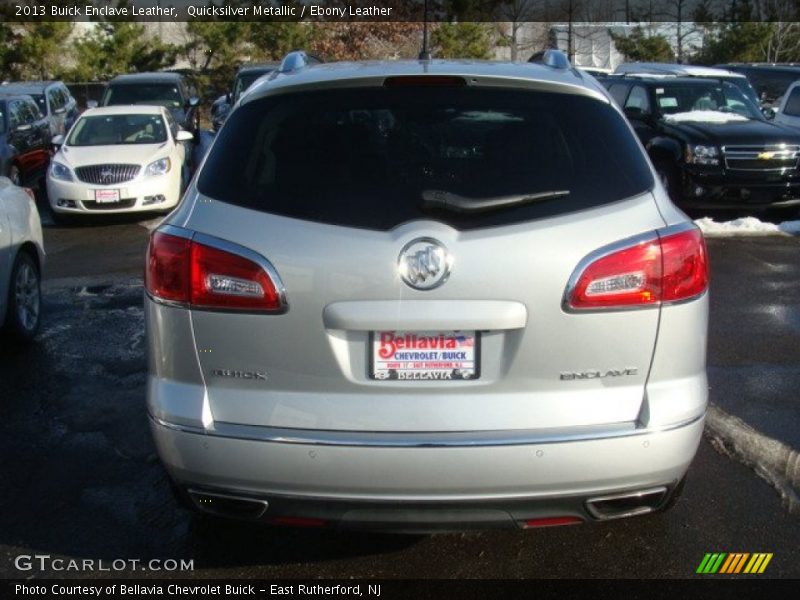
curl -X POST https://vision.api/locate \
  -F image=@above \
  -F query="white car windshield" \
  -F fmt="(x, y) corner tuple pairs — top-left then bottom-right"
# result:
(67, 114), (168, 146)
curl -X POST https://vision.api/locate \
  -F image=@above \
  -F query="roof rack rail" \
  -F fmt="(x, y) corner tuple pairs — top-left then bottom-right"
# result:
(278, 51), (323, 74)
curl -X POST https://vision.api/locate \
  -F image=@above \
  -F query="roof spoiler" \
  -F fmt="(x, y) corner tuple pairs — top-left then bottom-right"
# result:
(278, 51), (323, 74)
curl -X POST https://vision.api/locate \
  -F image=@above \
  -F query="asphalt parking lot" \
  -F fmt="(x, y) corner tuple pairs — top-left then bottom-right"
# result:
(1, 197), (799, 579)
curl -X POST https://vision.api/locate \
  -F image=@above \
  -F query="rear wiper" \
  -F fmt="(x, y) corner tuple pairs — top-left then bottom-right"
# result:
(421, 189), (570, 214)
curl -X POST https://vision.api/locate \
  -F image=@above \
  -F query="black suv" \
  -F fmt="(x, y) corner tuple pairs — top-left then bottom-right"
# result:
(211, 63), (280, 131)
(605, 75), (800, 211)
(0, 81), (79, 138)
(716, 64), (800, 107)
(101, 72), (200, 138)
(0, 93), (51, 186)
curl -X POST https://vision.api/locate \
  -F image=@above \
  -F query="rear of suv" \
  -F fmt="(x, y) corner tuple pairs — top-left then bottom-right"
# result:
(146, 51), (709, 531)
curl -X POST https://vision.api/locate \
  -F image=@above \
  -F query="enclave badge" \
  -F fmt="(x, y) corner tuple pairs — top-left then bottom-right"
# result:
(397, 238), (452, 290)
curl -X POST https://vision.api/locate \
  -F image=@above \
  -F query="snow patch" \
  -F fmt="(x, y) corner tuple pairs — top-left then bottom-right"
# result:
(705, 404), (800, 515)
(664, 110), (749, 123)
(695, 216), (800, 237)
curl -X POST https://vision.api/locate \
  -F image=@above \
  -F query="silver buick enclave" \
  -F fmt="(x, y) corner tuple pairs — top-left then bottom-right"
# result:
(145, 51), (709, 531)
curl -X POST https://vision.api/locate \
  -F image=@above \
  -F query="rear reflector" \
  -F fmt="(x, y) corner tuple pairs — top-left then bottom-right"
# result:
(146, 231), (283, 311)
(523, 516), (583, 528)
(566, 227), (708, 310)
(384, 76), (467, 87)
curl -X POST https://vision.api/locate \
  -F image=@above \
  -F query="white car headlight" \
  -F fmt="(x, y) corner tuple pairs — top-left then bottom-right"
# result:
(49, 161), (73, 182)
(686, 145), (720, 166)
(145, 158), (171, 177)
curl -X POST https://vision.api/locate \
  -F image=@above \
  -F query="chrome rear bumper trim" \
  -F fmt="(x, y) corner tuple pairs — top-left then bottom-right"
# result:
(149, 412), (704, 448)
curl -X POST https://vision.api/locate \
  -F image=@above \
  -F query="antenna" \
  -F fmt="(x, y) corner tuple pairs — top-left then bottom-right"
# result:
(418, 0), (431, 60)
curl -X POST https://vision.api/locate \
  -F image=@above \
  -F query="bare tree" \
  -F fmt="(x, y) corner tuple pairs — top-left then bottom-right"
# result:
(759, 0), (800, 62)
(496, 0), (542, 61)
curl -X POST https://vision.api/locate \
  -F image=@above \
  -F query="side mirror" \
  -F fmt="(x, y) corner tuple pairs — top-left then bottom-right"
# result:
(187, 96), (200, 108)
(225, 92), (232, 103)
(86, 100), (98, 109)
(51, 134), (64, 148)
(176, 129), (194, 142)
(762, 106), (776, 120)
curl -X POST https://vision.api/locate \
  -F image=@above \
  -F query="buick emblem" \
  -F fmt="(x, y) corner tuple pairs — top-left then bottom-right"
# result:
(100, 168), (113, 184)
(398, 238), (452, 290)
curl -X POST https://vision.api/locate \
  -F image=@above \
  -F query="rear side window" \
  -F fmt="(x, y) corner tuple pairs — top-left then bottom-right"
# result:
(198, 87), (654, 231)
(784, 87), (800, 116)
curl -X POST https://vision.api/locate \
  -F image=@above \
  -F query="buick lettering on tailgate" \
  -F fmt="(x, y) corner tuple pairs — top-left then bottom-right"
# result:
(371, 331), (479, 380)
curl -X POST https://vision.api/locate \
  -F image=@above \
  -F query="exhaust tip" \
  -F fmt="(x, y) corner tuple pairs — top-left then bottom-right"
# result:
(585, 486), (668, 521)
(188, 489), (269, 520)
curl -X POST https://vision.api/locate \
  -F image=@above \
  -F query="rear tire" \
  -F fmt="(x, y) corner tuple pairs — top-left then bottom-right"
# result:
(3, 251), (41, 343)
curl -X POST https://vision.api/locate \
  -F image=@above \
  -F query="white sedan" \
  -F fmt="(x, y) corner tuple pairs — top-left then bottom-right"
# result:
(0, 177), (44, 342)
(46, 105), (193, 219)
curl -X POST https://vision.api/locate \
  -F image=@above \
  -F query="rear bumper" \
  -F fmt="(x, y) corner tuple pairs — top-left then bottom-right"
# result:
(150, 413), (704, 530)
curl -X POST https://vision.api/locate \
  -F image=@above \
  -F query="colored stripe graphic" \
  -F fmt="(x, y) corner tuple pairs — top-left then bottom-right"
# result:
(698, 552), (772, 574)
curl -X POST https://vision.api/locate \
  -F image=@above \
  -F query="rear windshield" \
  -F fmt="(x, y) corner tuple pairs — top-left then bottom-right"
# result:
(198, 87), (654, 231)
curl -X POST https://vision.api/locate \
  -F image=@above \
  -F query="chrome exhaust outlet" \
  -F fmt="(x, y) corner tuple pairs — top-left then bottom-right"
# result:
(585, 486), (668, 521)
(188, 489), (269, 520)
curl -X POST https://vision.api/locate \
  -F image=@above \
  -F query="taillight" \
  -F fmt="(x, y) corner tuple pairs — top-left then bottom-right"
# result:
(566, 227), (708, 311)
(146, 231), (283, 312)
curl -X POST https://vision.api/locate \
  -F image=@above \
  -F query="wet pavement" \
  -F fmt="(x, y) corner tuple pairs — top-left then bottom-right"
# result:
(0, 207), (798, 579)
(706, 235), (800, 450)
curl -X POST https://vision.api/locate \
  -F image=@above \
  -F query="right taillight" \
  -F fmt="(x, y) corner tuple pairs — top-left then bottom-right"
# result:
(566, 227), (708, 311)
(146, 230), (284, 312)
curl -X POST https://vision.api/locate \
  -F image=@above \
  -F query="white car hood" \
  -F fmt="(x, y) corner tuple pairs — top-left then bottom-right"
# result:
(58, 143), (169, 168)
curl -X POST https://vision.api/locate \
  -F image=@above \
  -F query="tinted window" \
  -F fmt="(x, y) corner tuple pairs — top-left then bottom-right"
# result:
(783, 87), (800, 116)
(48, 87), (63, 110)
(30, 94), (47, 115)
(102, 83), (183, 108)
(0, 102), (6, 134)
(67, 114), (168, 146)
(625, 86), (651, 113)
(607, 83), (630, 107)
(199, 87), (653, 231)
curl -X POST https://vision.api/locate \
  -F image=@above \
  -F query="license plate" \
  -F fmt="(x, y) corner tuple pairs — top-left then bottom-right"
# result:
(370, 330), (480, 381)
(94, 189), (120, 203)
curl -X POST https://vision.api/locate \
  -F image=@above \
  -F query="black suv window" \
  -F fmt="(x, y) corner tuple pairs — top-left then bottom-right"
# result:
(199, 87), (654, 231)
(783, 86), (800, 116)
(103, 83), (183, 109)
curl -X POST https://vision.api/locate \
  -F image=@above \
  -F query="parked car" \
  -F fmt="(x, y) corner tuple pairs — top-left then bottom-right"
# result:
(146, 51), (709, 531)
(0, 177), (44, 342)
(46, 105), (193, 219)
(775, 80), (800, 130)
(100, 72), (200, 139)
(604, 74), (800, 211)
(210, 94), (230, 133)
(716, 63), (800, 108)
(0, 93), (51, 186)
(0, 81), (79, 138)
(211, 63), (280, 131)
(614, 63), (762, 111)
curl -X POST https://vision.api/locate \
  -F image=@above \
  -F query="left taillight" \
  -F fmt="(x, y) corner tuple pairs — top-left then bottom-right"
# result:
(146, 231), (283, 312)
(565, 226), (708, 311)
